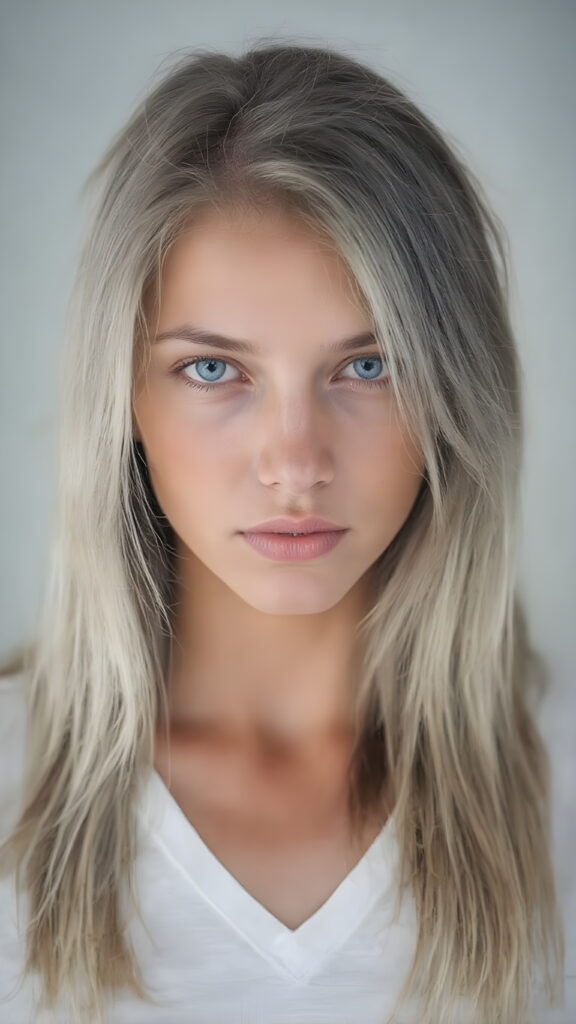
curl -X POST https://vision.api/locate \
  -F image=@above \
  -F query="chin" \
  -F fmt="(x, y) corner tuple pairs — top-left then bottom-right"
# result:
(232, 577), (354, 617)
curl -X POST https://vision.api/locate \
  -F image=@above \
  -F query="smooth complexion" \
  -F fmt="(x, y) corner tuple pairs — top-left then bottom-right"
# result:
(132, 205), (424, 872)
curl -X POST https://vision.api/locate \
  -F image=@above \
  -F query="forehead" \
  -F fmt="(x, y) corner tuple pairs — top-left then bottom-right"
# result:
(156, 205), (369, 337)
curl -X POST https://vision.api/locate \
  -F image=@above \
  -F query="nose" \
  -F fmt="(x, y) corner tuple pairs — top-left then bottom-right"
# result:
(256, 391), (335, 493)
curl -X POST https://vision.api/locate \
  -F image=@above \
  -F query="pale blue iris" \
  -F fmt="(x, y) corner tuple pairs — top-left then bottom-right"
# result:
(193, 356), (384, 382)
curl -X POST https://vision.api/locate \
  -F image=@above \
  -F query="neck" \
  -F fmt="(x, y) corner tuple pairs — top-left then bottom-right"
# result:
(162, 548), (375, 746)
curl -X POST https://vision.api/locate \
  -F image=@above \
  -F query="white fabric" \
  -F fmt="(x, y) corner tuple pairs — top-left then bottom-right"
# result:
(0, 676), (568, 1023)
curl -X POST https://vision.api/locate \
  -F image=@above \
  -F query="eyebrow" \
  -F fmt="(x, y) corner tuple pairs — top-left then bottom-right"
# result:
(153, 325), (380, 355)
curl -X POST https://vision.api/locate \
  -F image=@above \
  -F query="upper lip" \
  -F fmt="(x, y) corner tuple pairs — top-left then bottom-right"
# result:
(244, 517), (347, 534)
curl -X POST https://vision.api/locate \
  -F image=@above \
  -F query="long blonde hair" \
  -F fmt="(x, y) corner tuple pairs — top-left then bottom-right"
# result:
(1, 39), (564, 1023)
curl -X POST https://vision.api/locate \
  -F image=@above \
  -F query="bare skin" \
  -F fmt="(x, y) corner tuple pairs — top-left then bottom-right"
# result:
(133, 202), (423, 928)
(153, 722), (390, 929)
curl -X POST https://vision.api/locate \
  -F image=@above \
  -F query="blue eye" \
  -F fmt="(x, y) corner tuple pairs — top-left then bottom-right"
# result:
(174, 353), (390, 392)
(186, 358), (233, 384)
(341, 356), (386, 382)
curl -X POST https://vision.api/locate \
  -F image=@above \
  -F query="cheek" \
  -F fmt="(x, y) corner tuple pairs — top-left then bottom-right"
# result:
(359, 427), (423, 521)
(140, 404), (236, 516)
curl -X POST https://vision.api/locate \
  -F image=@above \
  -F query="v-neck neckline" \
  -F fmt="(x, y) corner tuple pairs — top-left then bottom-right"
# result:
(139, 769), (399, 981)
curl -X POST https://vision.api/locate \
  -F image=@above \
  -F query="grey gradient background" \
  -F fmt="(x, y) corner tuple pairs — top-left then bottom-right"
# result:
(0, 0), (574, 1017)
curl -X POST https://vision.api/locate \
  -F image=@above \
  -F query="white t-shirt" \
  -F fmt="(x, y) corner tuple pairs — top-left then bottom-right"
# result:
(0, 676), (569, 1023)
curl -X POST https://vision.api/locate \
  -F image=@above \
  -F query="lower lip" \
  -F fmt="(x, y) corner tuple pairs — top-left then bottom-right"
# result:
(242, 530), (348, 561)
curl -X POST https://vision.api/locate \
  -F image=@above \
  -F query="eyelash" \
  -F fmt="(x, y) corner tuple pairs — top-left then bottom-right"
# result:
(171, 354), (391, 393)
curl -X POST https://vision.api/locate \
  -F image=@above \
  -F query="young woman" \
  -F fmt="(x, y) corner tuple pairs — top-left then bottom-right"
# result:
(0, 40), (565, 1024)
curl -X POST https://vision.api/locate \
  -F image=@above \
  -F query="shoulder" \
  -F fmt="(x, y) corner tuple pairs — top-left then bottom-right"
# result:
(0, 674), (28, 841)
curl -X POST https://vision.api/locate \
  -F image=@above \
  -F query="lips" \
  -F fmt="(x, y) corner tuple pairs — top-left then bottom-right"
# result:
(242, 528), (347, 561)
(244, 516), (346, 535)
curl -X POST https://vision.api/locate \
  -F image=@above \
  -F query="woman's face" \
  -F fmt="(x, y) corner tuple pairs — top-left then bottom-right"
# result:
(132, 204), (424, 615)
